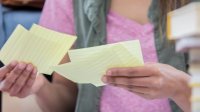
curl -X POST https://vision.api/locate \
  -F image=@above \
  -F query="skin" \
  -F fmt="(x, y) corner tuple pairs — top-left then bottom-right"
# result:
(0, 61), (37, 98)
(102, 63), (191, 112)
(0, 0), (191, 112)
(33, 54), (78, 112)
(0, 55), (78, 112)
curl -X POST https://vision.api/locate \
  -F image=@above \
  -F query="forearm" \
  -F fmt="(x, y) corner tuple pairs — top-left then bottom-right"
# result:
(171, 74), (191, 112)
(35, 76), (78, 112)
(35, 53), (78, 112)
(172, 92), (191, 112)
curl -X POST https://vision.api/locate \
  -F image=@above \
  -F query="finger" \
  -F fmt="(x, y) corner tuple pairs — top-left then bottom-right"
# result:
(130, 88), (157, 100)
(9, 63), (34, 96)
(0, 61), (18, 81)
(102, 75), (153, 87)
(0, 62), (26, 91)
(18, 68), (37, 98)
(111, 83), (154, 99)
(111, 83), (150, 94)
(106, 67), (153, 77)
(132, 91), (153, 100)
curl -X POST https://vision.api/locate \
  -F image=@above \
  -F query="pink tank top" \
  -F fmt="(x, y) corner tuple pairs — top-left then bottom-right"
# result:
(40, 0), (172, 112)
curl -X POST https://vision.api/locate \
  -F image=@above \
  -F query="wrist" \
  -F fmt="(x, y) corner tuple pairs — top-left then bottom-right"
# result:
(171, 72), (191, 112)
(34, 75), (49, 97)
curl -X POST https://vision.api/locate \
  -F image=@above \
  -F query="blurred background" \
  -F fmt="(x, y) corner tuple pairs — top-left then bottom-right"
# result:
(0, 0), (44, 48)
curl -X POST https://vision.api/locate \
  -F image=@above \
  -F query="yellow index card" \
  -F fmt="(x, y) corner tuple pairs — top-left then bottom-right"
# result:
(68, 40), (143, 63)
(52, 47), (118, 86)
(117, 40), (144, 66)
(0, 24), (77, 74)
(52, 40), (144, 86)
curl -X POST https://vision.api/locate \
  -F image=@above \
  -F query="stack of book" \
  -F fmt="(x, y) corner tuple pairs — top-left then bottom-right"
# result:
(167, 2), (200, 112)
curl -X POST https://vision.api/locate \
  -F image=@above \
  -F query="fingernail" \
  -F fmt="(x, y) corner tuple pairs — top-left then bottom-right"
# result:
(33, 68), (38, 75)
(27, 64), (33, 72)
(18, 63), (26, 70)
(106, 70), (112, 76)
(10, 61), (18, 67)
(0, 81), (5, 90)
(102, 76), (107, 83)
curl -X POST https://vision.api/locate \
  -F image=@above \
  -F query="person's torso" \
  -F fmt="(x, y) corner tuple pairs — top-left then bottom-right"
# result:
(100, 10), (171, 112)
(39, 0), (173, 111)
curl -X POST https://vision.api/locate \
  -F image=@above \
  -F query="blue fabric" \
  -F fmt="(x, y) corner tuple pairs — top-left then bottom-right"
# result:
(3, 9), (41, 38)
(0, 5), (6, 49)
(0, 6), (41, 48)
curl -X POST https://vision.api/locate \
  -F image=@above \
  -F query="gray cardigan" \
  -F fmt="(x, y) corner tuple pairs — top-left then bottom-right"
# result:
(73, 0), (189, 112)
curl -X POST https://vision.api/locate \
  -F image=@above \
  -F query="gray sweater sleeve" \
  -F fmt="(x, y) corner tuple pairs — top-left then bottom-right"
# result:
(75, 84), (102, 112)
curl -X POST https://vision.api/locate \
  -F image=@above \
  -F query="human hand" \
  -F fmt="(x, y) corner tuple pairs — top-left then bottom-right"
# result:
(0, 61), (42, 98)
(102, 63), (190, 100)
